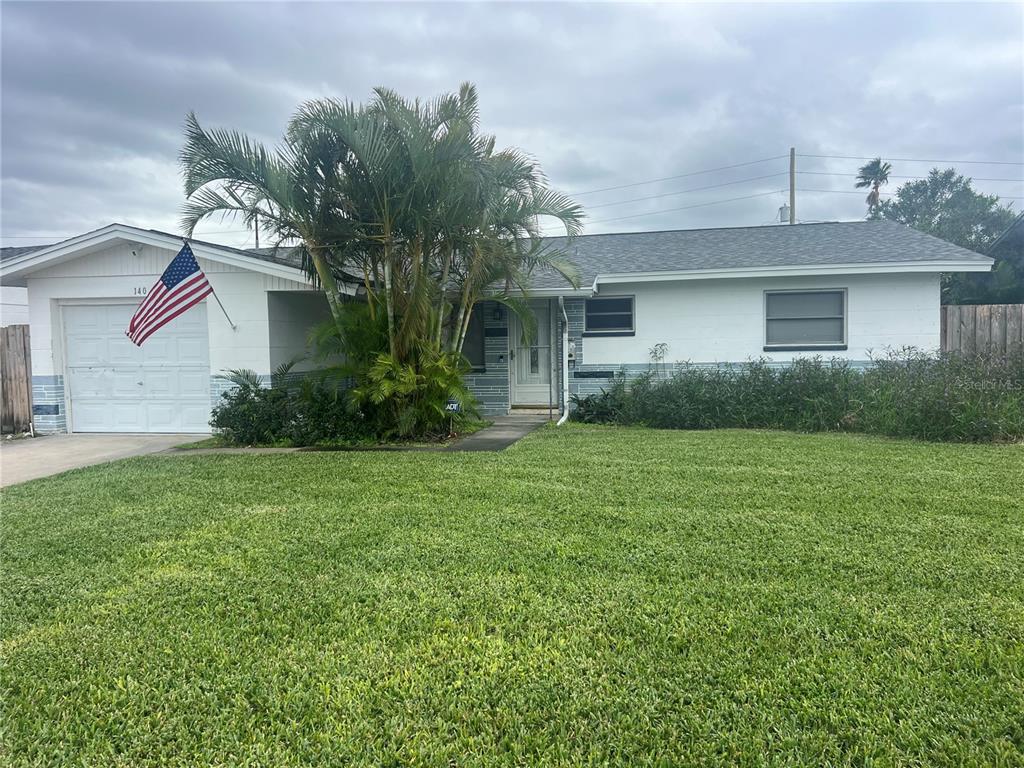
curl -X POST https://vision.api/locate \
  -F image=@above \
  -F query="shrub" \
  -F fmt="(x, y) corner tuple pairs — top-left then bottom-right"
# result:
(351, 347), (477, 440)
(858, 348), (1024, 442)
(571, 350), (1024, 443)
(210, 366), (371, 447)
(287, 375), (372, 446)
(210, 368), (292, 446)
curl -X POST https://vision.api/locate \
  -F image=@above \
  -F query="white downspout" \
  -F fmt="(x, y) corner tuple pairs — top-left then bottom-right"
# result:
(557, 295), (571, 426)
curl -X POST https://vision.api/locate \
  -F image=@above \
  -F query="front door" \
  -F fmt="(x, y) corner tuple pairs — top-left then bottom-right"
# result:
(510, 301), (553, 406)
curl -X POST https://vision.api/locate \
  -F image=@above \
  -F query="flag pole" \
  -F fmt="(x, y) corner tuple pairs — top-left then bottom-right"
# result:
(184, 237), (236, 330)
(211, 291), (237, 330)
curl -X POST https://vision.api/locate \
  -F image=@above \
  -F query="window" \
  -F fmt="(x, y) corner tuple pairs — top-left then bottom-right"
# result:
(764, 289), (846, 349)
(584, 296), (634, 335)
(462, 305), (486, 370)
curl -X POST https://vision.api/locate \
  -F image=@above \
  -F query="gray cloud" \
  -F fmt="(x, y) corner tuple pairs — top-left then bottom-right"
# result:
(2, 1), (1021, 248)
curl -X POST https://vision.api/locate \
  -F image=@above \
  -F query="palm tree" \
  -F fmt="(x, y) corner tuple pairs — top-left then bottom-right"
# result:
(180, 83), (583, 367)
(855, 158), (892, 217)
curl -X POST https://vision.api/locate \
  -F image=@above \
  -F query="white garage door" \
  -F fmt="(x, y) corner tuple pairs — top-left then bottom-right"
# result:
(64, 303), (211, 433)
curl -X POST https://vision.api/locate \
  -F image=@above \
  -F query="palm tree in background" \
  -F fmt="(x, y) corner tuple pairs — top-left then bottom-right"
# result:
(855, 157), (892, 218)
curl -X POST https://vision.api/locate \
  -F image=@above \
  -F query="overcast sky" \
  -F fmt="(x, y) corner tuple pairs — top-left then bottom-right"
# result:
(2, 1), (1022, 249)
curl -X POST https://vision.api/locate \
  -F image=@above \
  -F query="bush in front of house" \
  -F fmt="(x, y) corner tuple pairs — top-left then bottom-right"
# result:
(571, 350), (1024, 442)
(209, 367), (372, 447)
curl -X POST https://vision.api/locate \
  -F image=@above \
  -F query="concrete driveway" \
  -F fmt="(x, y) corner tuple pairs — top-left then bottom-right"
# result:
(0, 433), (199, 487)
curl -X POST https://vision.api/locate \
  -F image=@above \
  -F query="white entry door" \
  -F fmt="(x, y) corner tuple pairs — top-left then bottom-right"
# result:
(510, 301), (553, 406)
(63, 303), (211, 433)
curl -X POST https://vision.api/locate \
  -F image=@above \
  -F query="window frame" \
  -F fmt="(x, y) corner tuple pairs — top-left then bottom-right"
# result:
(583, 295), (635, 337)
(763, 288), (848, 351)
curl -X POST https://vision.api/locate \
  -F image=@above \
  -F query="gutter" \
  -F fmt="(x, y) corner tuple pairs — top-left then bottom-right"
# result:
(557, 295), (570, 426)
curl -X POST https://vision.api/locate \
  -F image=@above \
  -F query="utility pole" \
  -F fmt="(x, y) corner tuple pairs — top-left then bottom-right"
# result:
(253, 210), (260, 249)
(789, 147), (796, 224)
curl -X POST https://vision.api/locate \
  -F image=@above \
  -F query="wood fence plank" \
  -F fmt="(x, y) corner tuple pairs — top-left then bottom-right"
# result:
(1008, 305), (1024, 352)
(943, 304), (1024, 357)
(977, 305), (992, 355)
(991, 305), (1006, 356)
(0, 324), (32, 434)
(962, 306), (977, 355)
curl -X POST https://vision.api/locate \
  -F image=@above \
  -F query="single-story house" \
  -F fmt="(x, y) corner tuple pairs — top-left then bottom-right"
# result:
(0, 220), (992, 433)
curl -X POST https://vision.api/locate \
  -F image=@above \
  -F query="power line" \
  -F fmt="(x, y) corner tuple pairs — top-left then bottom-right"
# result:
(586, 173), (787, 211)
(554, 189), (786, 228)
(797, 153), (1024, 166)
(798, 171), (1024, 183)
(566, 155), (788, 196)
(796, 187), (1024, 199)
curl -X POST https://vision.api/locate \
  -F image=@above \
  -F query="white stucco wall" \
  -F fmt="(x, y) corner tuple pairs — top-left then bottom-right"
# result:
(581, 272), (941, 365)
(1, 286), (29, 326)
(25, 241), (315, 378)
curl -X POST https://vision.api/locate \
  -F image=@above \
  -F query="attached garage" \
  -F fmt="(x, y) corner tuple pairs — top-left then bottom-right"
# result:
(0, 223), (343, 434)
(63, 303), (210, 433)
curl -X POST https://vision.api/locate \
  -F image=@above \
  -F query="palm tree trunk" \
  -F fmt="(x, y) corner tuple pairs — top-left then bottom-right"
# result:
(383, 245), (397, 360)
(434, 244), (453, 349)
(309, 245), (346, 328)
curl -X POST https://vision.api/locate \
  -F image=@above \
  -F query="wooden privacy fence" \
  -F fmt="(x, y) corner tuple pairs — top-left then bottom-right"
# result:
(1, 324), (33, 434)
(941, 304), (1024, 356)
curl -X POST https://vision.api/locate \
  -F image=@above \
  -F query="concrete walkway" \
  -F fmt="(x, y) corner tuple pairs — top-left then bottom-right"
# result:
(0, 433), (198, 487)
(446, 413), (550, 452)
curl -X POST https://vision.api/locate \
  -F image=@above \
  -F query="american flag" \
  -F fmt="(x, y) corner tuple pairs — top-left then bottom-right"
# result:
(126, 243), (213, 346)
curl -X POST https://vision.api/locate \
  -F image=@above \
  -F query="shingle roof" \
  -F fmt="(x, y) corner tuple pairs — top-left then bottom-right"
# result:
(1, 245), (52, 263)
(528, 219), (992, 290)
(244, 245), (305, 269)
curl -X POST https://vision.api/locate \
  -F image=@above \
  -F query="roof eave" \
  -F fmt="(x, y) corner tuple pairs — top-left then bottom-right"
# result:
(0, 223), (329, 288)
(592, 259), (994, 288)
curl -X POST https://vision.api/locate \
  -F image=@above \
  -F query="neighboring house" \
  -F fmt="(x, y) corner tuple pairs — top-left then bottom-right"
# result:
(0, 246), (46, 326)
(0, 219), (993, 434)
(1, 286), (30, 327)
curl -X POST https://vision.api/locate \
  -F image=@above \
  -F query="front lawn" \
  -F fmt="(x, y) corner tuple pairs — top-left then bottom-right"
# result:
(2, 426), (1022, 766)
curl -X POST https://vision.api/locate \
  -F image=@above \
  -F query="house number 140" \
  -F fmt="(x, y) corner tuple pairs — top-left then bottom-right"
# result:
(133, 287), (148, 296)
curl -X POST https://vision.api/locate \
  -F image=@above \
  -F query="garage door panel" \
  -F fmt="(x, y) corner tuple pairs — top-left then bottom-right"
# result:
(68, 369), (112, 399)
(146, 403), (180, 432)
(65, 303), (211, 433)
(178, 369), (210, 396)
(144, 370), (175, 397)
(65, 337), (107, 366)
(111, 369), (144, 397)
(108, 338), (143, 365)
(73, 403), (116, 432)
(111, 403), (148, 432)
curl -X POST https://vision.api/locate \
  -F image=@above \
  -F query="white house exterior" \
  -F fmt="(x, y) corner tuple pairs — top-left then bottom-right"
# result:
(0, 224), (335, 433)
(0, 286), (29, 326)
(0, 220), (993, 433)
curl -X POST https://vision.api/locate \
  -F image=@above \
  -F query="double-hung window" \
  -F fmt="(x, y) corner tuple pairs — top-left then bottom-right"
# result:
(764, 289), (846, 350)
(584, 296), (634, 336)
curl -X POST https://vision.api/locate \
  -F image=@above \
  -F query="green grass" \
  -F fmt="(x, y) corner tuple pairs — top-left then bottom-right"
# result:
(2, 425), (1022, 766)
(173, 435), (232, 450)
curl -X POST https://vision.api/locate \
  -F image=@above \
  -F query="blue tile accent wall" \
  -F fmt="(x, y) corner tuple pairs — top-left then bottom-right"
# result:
(463, 301), (510, 416)
(31, 375), (66, 433)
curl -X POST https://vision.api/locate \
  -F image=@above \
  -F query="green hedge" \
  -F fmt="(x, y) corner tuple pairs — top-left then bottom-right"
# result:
(210, 369), (371, 447)
(571, 350), (1024, 442)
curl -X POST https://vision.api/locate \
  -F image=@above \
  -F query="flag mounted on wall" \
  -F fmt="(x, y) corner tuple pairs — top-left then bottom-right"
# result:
(125, 242), (214, 346)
